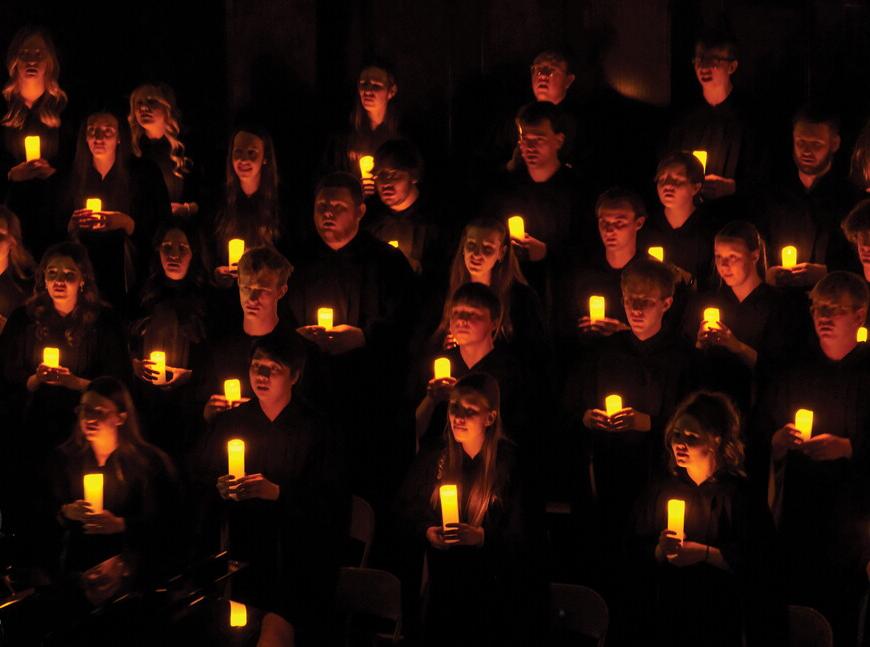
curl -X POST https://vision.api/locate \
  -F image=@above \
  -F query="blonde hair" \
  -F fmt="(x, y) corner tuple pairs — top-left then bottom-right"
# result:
(128, 83), (191, 179)
(1, 27), (67, 129)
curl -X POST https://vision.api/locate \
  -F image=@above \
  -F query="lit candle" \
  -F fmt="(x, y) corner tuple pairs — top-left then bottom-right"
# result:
(589, 295), (605, 322)
(858, 327), (868, 343)
(359, 155), (375, 180)
(227, 439), (245, 479)
(388, 240), (399, 248)
(24, 135), (40, 162)
(433, 357), (451, 380)
(228, 239), (245, 266)
(83, 473), (104, 513)
(703, 307), (720, 330)
(648, 246), (664, 262)
(691, 150), (707, 174)
(604, 394), (623, 417)
(43, 347), (60, 368)
(439, 484), (459, 530)
(149, 351), (167, 385)
(667, 498), (685, 541)
(781, 246), (797, 269)
(794, 409), (813, 441)
(317, 307), (334, 330)
(224, 379), (241, 404)
(507, 215), (525, 240)
(229, 600), (247, 628)
(85, 198), (102, 213)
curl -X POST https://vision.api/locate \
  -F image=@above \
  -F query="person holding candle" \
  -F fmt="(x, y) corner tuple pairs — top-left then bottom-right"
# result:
(631, 391), (785, 646)
(128, 83), (200, 220)
(194, 331), (348, 646)
(0, 207), (34, 334)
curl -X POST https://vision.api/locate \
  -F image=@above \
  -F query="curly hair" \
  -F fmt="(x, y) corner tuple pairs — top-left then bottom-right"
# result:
(1, 26), (67, 129)
(128, 83), (192, 180)
(0, 206), (35, 280)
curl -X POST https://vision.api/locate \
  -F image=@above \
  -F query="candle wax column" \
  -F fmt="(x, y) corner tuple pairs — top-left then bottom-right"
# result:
(703, 307), (720, 331)
(149, 351), (167, 385)
(507, 215), (525, 240)
(228, 239), (245, 266)
(781, 246), (797, 269)
(589, 295), (605, 322)
(691, 150), (707, 174)
(229, 600), (247, 627)
(224, 379), (241, 404)
(858, 327), (868, 343)
(43, 347), (60, 368)
(604, 394), (623, 417)
(439, 484), (459, 530)
(83, 473), (104, 513)
(794, 409), (813, 441)
(433, 357), (451, 380)
(648, 246), (664, 262)
(85, 198), (102, 213)
(24, 135), (40, 162)
(667, 498), (685, 540)
(227, 439), (245, 479)
(317, 307), (334, 330)
(359, 155), (375, 180)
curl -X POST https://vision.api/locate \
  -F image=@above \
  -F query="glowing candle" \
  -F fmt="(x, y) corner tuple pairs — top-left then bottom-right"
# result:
(388, 240), (399, 248)
(224, 379), (241, 404)
(703, 307), (720, 330)
(439, 484), (459, 530)
(794, 409), (813, 441)
(667, 498), (685, 541)
(858, 327), (868, 343)
(43, 347), (60, 368)
(24, 135), (40, 162)
(692, 150), (707, 174)
(227, 439), (245, 479)
(781, 246), (797, 269)
(85, 198), (102, 213)
(83, 473), (104, 513)
(229, 600), (247, 628)
(228, 239), (245, 266)
(149, 351), (166, 385)
(359, 155), (375, 179)
(317, 307), (334, 330)
(507, 215), (525, 240)
(648, 246), (664, 262)
(589, 295), (605, 322)
(604, 394), (623, 417)
(433, 357), (451, 380)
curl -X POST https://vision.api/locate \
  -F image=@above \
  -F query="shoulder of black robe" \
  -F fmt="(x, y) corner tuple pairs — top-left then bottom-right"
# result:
(394, 444), (444, 540)
(0, 304), (32, 386)
(129, 154), (171, 242)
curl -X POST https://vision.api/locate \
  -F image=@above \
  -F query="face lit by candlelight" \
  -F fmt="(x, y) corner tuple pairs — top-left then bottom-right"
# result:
(693, 45), (737, 90)
(530, 55), (574, 104)
(463, 227), (506, 279)
(86, 114), (119, 161)
(249, 349), (299, 403)
(656, 162), (701, 210)
(44, 255), (83, 309)
(159, 228), (192, 280)
(135, 96), (168, 135)
(449, 302), (496, 346)
(670, 414), (719, 469)
(714, 239), (758, 288)
(314, 186), (365, 250)
(597, 201), (644, 252)
(448, 392), (496, 446)
(232, 131), (265, 183)
(793, 120), (840, 178)
(622, 284), (672, 340)
(16, 34), (49, 83)
(517, 119), (564, 170)
(811, 297), (863, 344)
(853, 231), (870, 268)
(358, 67), (396, 116)
(78, 390), (125, 444)
(238, 269), (287, 321)
(374, 167), (417, 210)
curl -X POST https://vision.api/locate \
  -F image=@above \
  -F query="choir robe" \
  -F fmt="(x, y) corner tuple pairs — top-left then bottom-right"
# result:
(135, 135), (199, 208)
(0, 267), (30, 327)
(321, 122), (400, 179)
(639, 204), (718, 290)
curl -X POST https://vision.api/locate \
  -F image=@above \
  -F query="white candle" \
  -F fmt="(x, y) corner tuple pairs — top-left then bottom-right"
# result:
(83, 473), (104, 513)
(439, 484), (459, 530)
(149, 351), (167, 385)
(604, 394), (623, 417)
(794, 409), (813, 441)
(43, 347), (60, 368)
(224, 379), (241, 404)
(692, 150), (707, 174)
(228, 239), (245, 267)
(667, 498), (685, 541)
(227, 439), (245, 479)
(24, 135), (40, 162)
(433, 357), (451, 380)
(508, 215), (525, 240)
(317, 307), (334, 330)
(589, 295), (605, 322)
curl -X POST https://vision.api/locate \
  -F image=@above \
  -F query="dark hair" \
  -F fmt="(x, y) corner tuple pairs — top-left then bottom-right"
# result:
(0, 206), (35, 280)
(532, 49), (574, 75)
(664, 391), (745, 477)
(70, 112), (132, 211)
(315, 171), (364, 207)
(694, 26), (739, 60)
(810, 271), (869, 311)
(250, 329), (307, 375)
(449, 282), (503, 330)
(621, 258), (677, 299)
(793, 103), (840, 135)
(352, 62), (399, 134)
(595, 186), (648, 221)
(237, 245), (293, 287)
(715, 220), (767, 277)
(850, 119), (870, 189)
(373, 138), (424, 181)
(655, 151), (705, 186)
(842, 198), (870, 243)
(515, 101), (568, 136)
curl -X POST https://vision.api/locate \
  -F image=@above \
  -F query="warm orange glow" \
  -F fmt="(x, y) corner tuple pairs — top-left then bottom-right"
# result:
(388, 240), (399, 248)
(317, 307), (334, 330)
(149, 351), (167, 385)
(83, 473), (104, 513)
(794, 409), (813, 441)
(24, 135), (40, 162)
(589, 295), (605, 322)
(604, 394), (623, 417)
(691, 150), (707, 174)
(227, 439), (245, 479)
(433, 357), (451, 380)
(858, 327), (868, 343)
(703, 307), (720, 330)
(359, 155), (375, 179)
(85, 198), (102, 213)
(224, 379), (241, 404)
(667, 498), (685, 540)
(42, 347), (60, 368)
(228, 239), (245, 266)
(508, 215), (525, 240)
(781, 246), (797, 269)
(648, 246), (664, 262)
(229, 600), (247, 627)
(439, 484), (459, 529)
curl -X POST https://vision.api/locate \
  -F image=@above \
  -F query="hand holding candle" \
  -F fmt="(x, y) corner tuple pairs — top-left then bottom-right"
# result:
(83, 473), (104, 513)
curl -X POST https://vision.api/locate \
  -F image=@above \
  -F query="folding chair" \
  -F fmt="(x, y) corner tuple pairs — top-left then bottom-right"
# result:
(788, 605), (833, 647)
(349, 495), (375, 568)
(334, 566), (402, 645)
(549, 582), (609, 647)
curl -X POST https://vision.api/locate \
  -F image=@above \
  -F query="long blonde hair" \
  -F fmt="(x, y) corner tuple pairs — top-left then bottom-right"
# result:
(1, 27), (67, 129)
(128, 83), (191, 179)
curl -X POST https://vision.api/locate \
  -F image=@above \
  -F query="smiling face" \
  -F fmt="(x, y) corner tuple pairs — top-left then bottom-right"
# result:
(232, 130), (265, 184)
(449, 302), (496, 346)
(358, 66), (396, 116)
(158, 228), (192, 281)
(15, 33), (50, 84)
(44, 255), (83, 309)
(86, 114), (119, 162)
(597, 201), (643, 252)
(656, 162), (701, 210)
(463, 226), (506, 278)
(78, 390), (124, 446)
(448, 391), (496, 447)
(249, 349), (298, 406)
(714, 238), (758, 288)
(314, 186), (364, 249)
(793, 120), (840, 177)
(670, 414), (719, 470)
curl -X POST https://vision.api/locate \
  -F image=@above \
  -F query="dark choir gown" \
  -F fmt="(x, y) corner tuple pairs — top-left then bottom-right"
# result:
(0, 267), (31, 327)
(212, 191), (282, 265)
(136, 135), (199, 209)
(322, 122), (399, 179)
(640, 204), (718, 290)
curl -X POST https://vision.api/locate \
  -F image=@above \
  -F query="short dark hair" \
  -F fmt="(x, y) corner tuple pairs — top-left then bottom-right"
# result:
(238, 246), (293, 286)
(515, 101), (568, 136)
(695, 26), (739, 60)
(374, 138), (424, 181)
(655, 151), (705, 186)
(842, 199), (870, 242)
(250, 329), (307, 375)
(532, 49), (574, 75)
(810, 271), (869, 311)
(595, 186), (648, 221)
(449, 282), (502, 323)
(621, 258), (677, 299)
(793, 102), (840, 135)
(315, 171), (364, 206)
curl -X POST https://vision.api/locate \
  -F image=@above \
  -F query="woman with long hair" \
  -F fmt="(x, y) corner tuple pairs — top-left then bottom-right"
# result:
(0, 206), (34, 332)
(128, 83), (199, 218)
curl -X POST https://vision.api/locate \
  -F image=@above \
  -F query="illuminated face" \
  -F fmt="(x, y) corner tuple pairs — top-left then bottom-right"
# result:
(853, 231), (870, 267)
(517, 119), (564, 169)
(135, 96), (168, 132)
(232, 131), (265, 183)
(793, 120), (840, 177)
(622, 285), (671, 339)
(693, 45), (736, 90)
(0, 217), (12, 262)
(44, 255), (83, 307)
(463, 227), (506, 277)
(158, 228), (192, 281)
(16, 34), (49, 83)
(448, 392), (496, 446)
(374, 166), (415, 208)
(238, 269), (286, 321)
(656, 162), (701, 209)
(530, 56), (574, 104)
(714, 239), (757, 288)
(597, 201), (643, 251)
(670, 414), (718, 470)
(249, 349), (297, 404)
(78, 390), (124, 445)
(449, 303), (496, 346)
(314, 186), (364, 248)
(358, 66), (396, 116)
(86, 114), (119, 161)
(811, 297), (863, 345)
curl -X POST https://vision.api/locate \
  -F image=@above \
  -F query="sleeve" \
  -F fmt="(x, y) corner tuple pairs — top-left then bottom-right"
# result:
(94, 309), (132, 383)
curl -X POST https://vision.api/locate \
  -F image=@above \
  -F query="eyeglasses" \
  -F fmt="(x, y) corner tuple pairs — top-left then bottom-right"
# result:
(692, 55), (735, 68)
(530, 64), (565, 77)
(45, 269), (80, 283)
(75, 404), (117, 422)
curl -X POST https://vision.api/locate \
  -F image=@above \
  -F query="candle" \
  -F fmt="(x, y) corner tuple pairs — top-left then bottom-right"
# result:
(648, 246), (664, 262)
(85, 198), (102, 213)
(439, 484), (459, 530)
(589, 295), (605, 322)
(433, 357), (451, 380)
(317, 307), (334, 330)
(24, 135), (40, 162)
(388, 240), (399, 248)
(227, 439), (245, 479)
(703, 307), (720, 330)
(228, 238), (245, 266)
(43, 347), (60, 368)
(667, 498), (685, 541)
(229, 600), (247, 628)
(691, 150), (707, 174)
(794, 409), (813, 441)
(604, 394), (623, 417)
(359, 155), (375, 180)
(224, 379), (241, 404)
(781, 246), (797, 269)
(507, 215), (525, 240)
(858, 327), (868, 343)
(83, 473), (104, 513)
(149, 351), (167, 385)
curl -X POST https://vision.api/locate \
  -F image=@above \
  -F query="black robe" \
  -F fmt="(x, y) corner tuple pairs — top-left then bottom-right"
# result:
(640, 205), (718, 290)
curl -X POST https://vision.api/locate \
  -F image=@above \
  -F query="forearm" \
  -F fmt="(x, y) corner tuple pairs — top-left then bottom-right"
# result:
(703, 545), (729, 571)
(734, 340), (758, 368)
